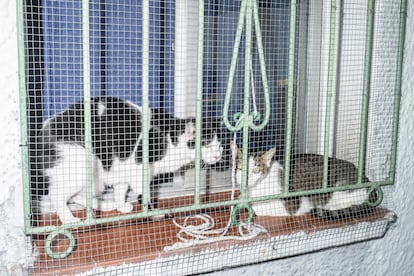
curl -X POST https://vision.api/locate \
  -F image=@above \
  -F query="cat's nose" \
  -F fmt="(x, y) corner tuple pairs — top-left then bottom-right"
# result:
(187, 140), (196, 149)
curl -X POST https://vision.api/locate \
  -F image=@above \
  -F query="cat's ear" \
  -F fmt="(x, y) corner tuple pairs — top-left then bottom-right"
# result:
(97, 101), (107, 116)
(263, 147), (277, 166)
(184, 121), (196, 141)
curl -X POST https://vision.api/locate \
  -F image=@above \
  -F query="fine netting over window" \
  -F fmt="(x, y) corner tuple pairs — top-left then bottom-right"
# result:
(18, 0), (405, 275)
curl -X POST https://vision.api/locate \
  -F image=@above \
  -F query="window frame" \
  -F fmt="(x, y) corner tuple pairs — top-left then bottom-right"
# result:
(18, 0), (406, 274)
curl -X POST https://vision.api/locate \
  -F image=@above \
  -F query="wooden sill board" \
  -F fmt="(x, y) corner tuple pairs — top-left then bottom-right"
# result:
(29, 192), (393, 275)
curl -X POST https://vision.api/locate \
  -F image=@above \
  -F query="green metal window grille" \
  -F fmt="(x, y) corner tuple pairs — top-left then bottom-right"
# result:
(17, 0), (406, 274)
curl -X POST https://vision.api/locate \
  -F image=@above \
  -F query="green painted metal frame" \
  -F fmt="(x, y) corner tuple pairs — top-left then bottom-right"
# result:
(194, 0), (205, 207)
(141, 0), (151, 214)
(16, 0), (407, 259)
(358, 0), (374, 186)
(282, 0), (297, 194)
(390, 0), (407, 183)
(16, 0), (31, 236)
(82, 0), (94, 223)
(223, 0), (270, 206)
(322, 0), (337, 190)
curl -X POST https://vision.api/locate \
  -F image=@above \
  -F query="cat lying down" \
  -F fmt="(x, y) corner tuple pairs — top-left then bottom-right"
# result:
(232, 143), (377, 220)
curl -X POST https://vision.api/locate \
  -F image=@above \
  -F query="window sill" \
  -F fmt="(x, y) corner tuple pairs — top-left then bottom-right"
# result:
(30, 192), (396, 275)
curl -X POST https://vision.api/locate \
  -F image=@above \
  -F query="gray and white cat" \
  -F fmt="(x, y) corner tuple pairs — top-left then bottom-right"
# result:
(33, 97), (223, 224)
(233, 143), (376, 220)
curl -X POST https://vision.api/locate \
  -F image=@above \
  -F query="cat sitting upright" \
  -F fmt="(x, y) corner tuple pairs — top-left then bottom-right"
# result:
(232, 143), (376, 220)
(33, 97), (223, 224)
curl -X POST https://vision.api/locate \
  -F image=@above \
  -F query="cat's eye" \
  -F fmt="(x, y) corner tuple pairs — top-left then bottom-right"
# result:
(252, 167), (262, 174)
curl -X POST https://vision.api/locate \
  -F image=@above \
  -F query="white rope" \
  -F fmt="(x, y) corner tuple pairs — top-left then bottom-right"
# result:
(164, 215), (267, 251)
(164, 58), (267, 252)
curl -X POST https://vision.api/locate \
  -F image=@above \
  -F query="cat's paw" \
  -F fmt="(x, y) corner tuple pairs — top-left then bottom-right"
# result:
(96, 201), (118, 212)
(117, 203), (134, 213)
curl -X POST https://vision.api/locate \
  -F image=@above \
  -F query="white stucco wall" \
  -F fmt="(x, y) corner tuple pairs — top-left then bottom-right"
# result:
(0, 0), (28, 274)
(0, 1), (413, 275)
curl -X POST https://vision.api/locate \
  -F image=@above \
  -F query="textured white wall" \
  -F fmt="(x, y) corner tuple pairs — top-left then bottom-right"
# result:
(0, 1), (413, 275)
(0, 0), (27, 274)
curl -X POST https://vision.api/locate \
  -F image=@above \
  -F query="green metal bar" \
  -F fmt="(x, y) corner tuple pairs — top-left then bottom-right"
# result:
(82, 0), (94, 222)
(250, 0), (270, 131)
(222, 0), (271, 204)
(26, 178), (392, 235)
(240, 0), (254, 202)
(223, 0), (270, 132)
(322, 0), (337, 190)
(247, 181), (382, 204)
(389, 0), (407, 183)
(296, 1), (310, 154)
(223, 0), (247, 132)
(194, 0), (205, 206)
(357, 0), (374, 184)
(27, 200), (241, 235)
(16, 0), (32, 235)
(283, 0), (297, 194)
(141, 0), (150, 213)
(331, 0), (344, 157)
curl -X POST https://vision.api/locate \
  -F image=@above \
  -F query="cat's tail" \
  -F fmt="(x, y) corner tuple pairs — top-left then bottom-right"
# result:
(310, 203), (376, 221)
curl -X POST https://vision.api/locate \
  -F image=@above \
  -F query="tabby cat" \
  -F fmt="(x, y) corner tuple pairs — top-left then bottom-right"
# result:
(233, 143), (376, 220)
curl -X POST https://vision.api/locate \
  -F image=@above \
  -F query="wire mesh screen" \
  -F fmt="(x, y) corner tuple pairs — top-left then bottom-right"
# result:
(18, 0), (405, 275)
